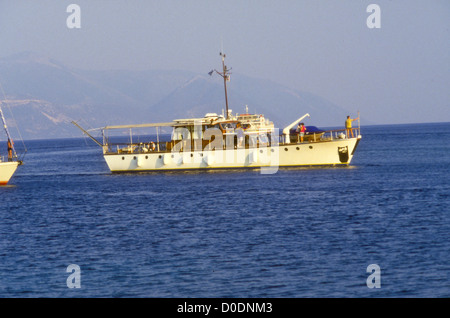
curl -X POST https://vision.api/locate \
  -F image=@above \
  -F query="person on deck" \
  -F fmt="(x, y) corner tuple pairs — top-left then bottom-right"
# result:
(7, 138), (13, 161)
(236, 123), (244, 148)
(296, 123), (306, 143)
(345, 116), (359, 138)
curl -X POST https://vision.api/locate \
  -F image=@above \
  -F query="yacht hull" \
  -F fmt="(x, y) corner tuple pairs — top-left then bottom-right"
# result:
(104, 137), (361, 173)
(0, 161), (19, 185)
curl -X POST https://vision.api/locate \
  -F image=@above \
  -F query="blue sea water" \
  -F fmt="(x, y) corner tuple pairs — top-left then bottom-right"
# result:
(0, 122), (449, 298)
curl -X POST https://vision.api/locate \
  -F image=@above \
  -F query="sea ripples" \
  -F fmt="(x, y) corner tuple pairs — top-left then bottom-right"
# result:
(1, 123), (449, 297)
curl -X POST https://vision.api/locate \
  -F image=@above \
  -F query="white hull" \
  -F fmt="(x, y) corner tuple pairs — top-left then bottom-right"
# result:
(0, 161), (19, 185)
(104, 137), (361, 173)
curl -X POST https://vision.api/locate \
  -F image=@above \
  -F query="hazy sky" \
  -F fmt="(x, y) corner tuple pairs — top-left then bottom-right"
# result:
(0, 0), (448, 124)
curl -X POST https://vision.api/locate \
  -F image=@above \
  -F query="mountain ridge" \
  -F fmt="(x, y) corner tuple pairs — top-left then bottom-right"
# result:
(0, 52), (363, 140)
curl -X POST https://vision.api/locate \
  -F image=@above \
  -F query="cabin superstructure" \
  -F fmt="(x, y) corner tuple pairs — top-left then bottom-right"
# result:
(98, 110), (276, 155)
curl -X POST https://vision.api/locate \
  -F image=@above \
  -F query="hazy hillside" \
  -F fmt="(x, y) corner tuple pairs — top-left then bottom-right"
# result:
(0, 52), (357, 140)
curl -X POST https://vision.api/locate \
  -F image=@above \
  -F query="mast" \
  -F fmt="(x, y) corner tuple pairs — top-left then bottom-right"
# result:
(220, 52), (230, 119)
(0, 101), (18, 160)
(209, 52), (232, 119)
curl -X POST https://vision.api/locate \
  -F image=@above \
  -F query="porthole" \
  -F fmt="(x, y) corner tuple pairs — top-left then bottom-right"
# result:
(158, 155), (162, 159)
(296, 147), (300, 150)
(122, 156), (125, 160)
(284, 148), (288, 151)
(133, 156), (137, 160)
(191, 153), (194, 157)
(309, 146), (313, 149)
(145, 156), (148, 159)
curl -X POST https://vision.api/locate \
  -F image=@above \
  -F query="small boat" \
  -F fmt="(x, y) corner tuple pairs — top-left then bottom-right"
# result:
(73, 53), (361, 174)
(0, 101), (23, 185)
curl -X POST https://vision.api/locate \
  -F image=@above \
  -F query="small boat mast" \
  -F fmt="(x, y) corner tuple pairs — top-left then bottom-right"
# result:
(0, 101), (19, 162)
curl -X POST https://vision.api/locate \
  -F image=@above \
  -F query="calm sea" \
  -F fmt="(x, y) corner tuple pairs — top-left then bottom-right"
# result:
(0, 122), (449, 298)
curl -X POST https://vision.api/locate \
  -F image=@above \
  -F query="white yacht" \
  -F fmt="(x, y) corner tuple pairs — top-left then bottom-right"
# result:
(73, 53), (361, 174)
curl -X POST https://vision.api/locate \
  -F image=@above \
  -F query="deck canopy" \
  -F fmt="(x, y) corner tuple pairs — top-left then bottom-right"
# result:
(102, 122), (176, 130)
(102, 117), (222, 130)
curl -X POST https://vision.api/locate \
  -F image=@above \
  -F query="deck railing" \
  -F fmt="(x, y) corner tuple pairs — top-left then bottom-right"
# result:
(280, 128), (361, 145)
